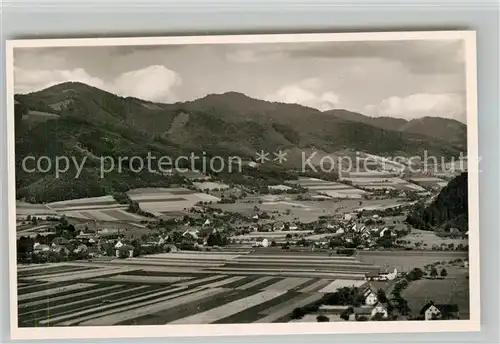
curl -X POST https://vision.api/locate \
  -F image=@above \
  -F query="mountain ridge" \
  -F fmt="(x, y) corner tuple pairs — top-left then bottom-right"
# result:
(14, 82), (468, 202)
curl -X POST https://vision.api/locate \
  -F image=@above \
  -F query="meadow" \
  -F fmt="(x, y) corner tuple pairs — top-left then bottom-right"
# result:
(46, 196), (146, 222)
(356, 251), (469, 272)
(402, 266), (470, 319)
(398, 229), (468, 248)
(127, 187), (220, 215)
(285, 177), (369, 199)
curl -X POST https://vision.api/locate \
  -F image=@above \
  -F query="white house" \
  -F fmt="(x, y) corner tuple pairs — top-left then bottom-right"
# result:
(336, 228), (345, 235)
(33, 242), (50, 253)
(115, 244), (134, 258)
(363, 288), (379, 306)
(422, 304), (442, 320)
(261, 238), (269, 248)
(344, 213), (353, 221)
(420, 302), (460, 320)
(202, 219), (211, 227)
(371, 303), (389, 319)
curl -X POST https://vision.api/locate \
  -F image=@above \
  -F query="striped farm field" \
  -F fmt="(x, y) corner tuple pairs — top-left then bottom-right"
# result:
(19, 195), (150, 222)
(17, 271), (367, 327)
(126, 187), (221, 215)
(48, 196), (118, 209)
(17, 250), (383, 326)
(16, 201), (58, 217)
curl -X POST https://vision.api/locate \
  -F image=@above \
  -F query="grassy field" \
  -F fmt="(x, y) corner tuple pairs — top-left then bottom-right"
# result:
(127, 187), (220, 215)
(402, 266), (470, 319)
(41, 196), (149, 222)
(212, 197), (410, 223)
(356, 251), (469, 272)
(16, 201), (58, 218)
(285, 177), (369, 199)
(398, 229), (468, 249)
(17, 187), (221, 223)
(341, 176), (427, 192)
(193, 182), (229, 191)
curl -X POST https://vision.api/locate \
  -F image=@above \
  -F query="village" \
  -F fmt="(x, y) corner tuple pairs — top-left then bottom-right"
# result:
(16, 194), (469, 325)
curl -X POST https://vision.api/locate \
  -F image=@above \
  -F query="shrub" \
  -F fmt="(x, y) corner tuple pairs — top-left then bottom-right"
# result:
(316, 315), (329, 322)
(291, 307), (306, 320)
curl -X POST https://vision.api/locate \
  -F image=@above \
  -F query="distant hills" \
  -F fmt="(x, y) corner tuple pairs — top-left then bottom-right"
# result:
(14, 82), (468, 202)
(324, 109), (467, 148)
(406, 172), (468, 232)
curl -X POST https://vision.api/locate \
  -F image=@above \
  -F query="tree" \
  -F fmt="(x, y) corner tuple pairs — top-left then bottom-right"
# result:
(340, 307), (353, 321)
(376, 289), (388, 303)
(291, 307), (306, 320)
(440, 268), (448, 279)
(430, 267), (438, 279)
(407, 268), (424, 281)
(316, 315), (329, 322)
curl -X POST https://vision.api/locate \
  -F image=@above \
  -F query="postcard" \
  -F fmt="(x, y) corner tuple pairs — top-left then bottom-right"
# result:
(5, 31), (480, 340)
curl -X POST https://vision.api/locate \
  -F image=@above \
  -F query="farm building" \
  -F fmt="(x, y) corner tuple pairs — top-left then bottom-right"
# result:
(114, 241), (134, 258)
(74, 244), (88, 254)
(420, 302), (460, 320)
(372, 303), (390, 319)
(364, 268), (397, 281)
(361, 286), (379, 306)
(349, 303), (389, 321)
(51, 237), (70, 246)
(33, 243), (50, 253)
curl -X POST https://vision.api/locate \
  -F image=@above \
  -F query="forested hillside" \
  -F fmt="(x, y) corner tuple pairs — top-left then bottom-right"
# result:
(406, 172), (468, 232)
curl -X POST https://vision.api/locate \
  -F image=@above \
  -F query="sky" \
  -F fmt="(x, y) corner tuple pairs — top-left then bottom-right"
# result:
(13, 38), (468, 123)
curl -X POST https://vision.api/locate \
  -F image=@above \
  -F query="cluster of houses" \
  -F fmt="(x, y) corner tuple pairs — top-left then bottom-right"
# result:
(317, 284), (460, 321)
(318, 285), (391, 321)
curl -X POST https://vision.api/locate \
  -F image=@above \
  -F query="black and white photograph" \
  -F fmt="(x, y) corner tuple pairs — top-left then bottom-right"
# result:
(6, 31), (480, 339)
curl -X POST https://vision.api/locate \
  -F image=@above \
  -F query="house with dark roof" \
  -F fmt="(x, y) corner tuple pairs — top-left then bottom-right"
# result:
(360, 285), (379, 306)
(114, 241), (134, 258)
(348, 302), (390, 321)
(420, 302), (460, 320)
